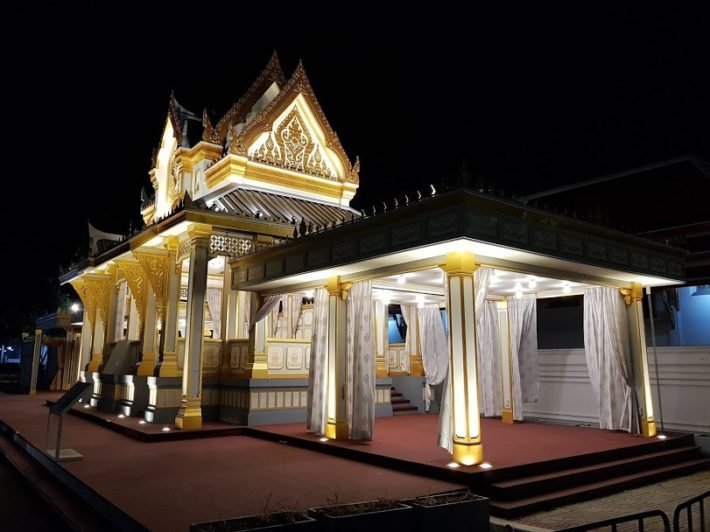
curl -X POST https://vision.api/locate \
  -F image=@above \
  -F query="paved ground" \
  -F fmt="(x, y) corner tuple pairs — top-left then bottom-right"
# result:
(499, 469), (710, 531)
(0, 452), (72, 532)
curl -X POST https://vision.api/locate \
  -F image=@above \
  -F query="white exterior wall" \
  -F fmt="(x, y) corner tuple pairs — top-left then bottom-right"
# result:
(525, 347), (710, 434)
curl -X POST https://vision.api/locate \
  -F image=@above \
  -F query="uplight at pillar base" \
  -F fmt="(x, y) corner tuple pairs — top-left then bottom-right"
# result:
(452, 441), (483, 466)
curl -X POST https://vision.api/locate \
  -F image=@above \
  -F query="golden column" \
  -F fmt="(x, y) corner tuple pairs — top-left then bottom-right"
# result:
(175, 223), (212, 430)
(497, 300), (514, 424)
(622, 282), (657, 437)
(245, 292), (269, 378)
(219, 259), (236, 377)
(83, 273), (113, 373)
(115, 259), (148, 344)
(443, 252), (484, 466)
(134, 248), (172, 376)
(326, 277), (349, 440)
(160, 238), (182, 377)
(374, 300), (389, 378)
(69, 277), (95, 375)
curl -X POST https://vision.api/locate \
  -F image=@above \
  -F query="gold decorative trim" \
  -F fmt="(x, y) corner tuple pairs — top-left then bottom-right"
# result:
(204, 155), (356, 202)
(133, 249), (171, 319)
(239, 62), (355, 183)
(70, 278), (96, 325)
(214, 51), (287, 142)
(115, 260), (148, 334)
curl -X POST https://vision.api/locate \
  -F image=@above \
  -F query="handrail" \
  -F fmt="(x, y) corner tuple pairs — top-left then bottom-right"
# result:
(558, 509), (670, 532)
(673, 490), (709, 532)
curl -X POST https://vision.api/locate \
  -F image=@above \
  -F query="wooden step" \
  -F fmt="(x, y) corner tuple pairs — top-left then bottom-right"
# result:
(489, 457), (710, 517)
(491, 445), (702, 499)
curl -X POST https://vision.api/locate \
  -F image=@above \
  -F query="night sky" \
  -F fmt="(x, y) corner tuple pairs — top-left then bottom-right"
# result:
(2, 3), (709, 338)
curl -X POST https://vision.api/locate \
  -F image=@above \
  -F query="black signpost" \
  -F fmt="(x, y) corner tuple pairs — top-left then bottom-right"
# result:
(45, 381), (92, 461)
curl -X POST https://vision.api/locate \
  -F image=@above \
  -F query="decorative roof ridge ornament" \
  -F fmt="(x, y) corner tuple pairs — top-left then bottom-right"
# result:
(239, 60), (356, 183)
(202, 108), (220, 144)
(215, 50), (287, 142)
(168, 91), (199, 147)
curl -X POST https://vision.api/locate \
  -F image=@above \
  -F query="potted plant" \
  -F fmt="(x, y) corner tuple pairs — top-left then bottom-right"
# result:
(404, 489), (489, 530)
(191, 496), (317, 531)
(309, 496), (413, 532)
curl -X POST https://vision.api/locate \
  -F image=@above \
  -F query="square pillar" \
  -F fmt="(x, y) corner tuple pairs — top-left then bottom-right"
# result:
(326, 277), (349, 440)
(175, 223), (212, 430)
(160, 238), (182, 377)
(137, 290), (158, 376)
(625, 282), (656, 437)
(443, 252), (484, 466)
(497, 301), (514, 424)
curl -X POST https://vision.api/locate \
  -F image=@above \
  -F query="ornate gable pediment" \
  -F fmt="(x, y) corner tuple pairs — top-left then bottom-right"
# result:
(237, 63), (358, 184)
(249, 105), (335, 179)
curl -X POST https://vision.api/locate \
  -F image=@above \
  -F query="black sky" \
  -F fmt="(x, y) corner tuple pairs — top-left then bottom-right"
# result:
(2, 2), (709, 337)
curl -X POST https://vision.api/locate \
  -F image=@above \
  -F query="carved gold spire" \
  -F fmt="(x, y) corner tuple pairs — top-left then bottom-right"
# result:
(201, 109), (220, 144)
(115, 260), (148, 334)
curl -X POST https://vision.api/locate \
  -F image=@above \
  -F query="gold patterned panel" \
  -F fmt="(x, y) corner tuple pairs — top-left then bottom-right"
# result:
(239, 62), (355, 182)
(252, 107), (334, 180)
(85, 275), (113, 327)
(70, 278), (96, 325)
(115, 260), (148, 333)
(133, 249), (171, 318)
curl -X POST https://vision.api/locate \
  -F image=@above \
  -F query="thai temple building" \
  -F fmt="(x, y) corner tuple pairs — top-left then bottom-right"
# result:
(60, 52), (688, 466)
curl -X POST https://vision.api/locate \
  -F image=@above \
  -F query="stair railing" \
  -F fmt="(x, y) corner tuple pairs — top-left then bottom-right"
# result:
(558, 509), (670, 532)
(673, 490), (709, 532)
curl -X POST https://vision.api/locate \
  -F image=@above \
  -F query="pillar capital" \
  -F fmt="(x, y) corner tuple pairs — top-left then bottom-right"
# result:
(620, 282), (644, 305)
(326, 277), (351, 300)
(187, 223), (212, 245)
(442, 252), (479, 275)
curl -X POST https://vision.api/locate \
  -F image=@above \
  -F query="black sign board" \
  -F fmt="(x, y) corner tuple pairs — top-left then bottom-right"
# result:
(49, 382), (92, 415)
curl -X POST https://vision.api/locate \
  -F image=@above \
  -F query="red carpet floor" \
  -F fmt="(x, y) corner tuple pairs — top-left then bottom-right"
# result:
(258, 414), (672, 472)
(0, 394), (464, 531)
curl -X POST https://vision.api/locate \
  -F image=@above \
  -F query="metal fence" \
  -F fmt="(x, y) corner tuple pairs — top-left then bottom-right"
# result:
(673, 490), (709, 532)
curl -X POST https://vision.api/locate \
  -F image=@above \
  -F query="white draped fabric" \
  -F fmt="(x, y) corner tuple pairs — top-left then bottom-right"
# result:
(205, 288), (222, 339)
(478, 301), (502, 416)
(583, 287), (638, 433)
(418, 305), (448, 386)
(346, 280), (375, 440)
(240, 292), (252, 338)
(509, 294), (538, 421)
(306, 288), (329, 435)
(400, 304), (416, 373)
(249, 294), (282, 332)
(472, 268), (500, 417)
(417, 303), (450, 451)
(288, 295), (303, 338)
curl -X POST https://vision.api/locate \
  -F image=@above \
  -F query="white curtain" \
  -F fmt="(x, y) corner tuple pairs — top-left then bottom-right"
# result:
(289, 295), (303, 339)
(583, 287), (638, 433)
(418, 305), (448, 386)
(306, 288), (329, 435)
(346, 280), (375, 440)
(400, 304), (416, 373)
(509, 294), (538, 421)
(249, 294), (281, 332)
(239, 291), (252, 339)
(205, 288), (222, 339)
(478, 301), (502, 417)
